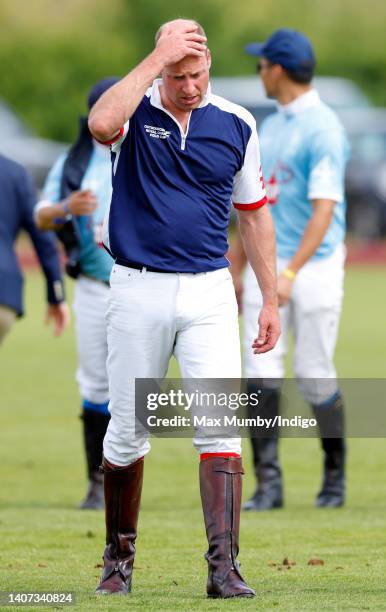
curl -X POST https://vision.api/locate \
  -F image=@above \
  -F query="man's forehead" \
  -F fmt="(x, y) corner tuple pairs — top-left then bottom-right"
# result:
(165, 55), (209, 75)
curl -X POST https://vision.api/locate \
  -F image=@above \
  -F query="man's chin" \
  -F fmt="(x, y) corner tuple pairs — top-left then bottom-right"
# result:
(178, 97), (201, 110)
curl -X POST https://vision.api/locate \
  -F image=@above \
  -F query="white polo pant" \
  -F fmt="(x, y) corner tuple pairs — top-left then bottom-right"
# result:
(103, 264), (242, 466)
(72, 276), (110, 404)
(243, 244), (345, 405)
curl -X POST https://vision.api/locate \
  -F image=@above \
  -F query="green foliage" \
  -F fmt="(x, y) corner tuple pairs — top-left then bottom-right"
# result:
(0, 0), (385, 139)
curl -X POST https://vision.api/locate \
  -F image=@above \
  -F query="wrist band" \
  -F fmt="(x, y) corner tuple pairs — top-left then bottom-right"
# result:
(282, 268), (296, 280)
(61, 198), (71, 216)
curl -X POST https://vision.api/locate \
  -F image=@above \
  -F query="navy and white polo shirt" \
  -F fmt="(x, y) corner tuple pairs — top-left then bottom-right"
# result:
(103, 79), (267, 273)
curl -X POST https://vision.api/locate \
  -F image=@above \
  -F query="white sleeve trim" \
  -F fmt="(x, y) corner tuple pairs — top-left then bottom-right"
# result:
(111, 120), (130, 154)
(33, 199), (52, 224)
(308, 191), (343, 203)
(232, 128), (266, 206)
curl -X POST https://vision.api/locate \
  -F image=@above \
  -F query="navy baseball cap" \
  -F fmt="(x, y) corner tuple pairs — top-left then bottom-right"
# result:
(245, 28), (316, 75)
(87, 77), (120, 110)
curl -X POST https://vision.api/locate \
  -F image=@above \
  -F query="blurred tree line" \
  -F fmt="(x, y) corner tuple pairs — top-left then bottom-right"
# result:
(0, 0), (385, 142)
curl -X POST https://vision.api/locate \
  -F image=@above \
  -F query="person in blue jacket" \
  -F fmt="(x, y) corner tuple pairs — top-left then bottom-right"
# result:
(0, 153), (68, 344)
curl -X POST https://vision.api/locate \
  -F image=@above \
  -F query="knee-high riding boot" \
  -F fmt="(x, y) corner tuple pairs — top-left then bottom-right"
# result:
(200, 456), (256, 598)
(312, 393), (346, 508)
(79, 408), (110, 510)
(243, 386), (283, 511)
(96, 456), (144, 595)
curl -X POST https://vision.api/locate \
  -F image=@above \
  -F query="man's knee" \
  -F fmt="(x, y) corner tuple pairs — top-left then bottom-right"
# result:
(103, 421), (151, 467)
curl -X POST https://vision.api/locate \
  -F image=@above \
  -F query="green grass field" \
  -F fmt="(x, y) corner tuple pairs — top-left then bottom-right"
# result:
(1, 267), (386, 611)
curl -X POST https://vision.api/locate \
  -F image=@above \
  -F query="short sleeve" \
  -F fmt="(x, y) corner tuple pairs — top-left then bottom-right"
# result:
(232, 127), (267, 211)
(111, 121), (130, 153)
(308, 128), (349, 202)
(41, 154), (67, 203)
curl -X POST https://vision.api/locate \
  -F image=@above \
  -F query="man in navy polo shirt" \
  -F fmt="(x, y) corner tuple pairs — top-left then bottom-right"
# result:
(89, 19), (280, 598)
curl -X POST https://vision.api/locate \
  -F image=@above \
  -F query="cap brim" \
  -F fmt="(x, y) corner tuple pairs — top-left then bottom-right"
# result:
(245, 42), (265, 56)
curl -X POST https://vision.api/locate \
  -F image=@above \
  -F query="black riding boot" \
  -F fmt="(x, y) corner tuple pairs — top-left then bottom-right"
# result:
(79, 408), (110, 510)
(312, 393), (346, 508)
(243, 386), (283, 511)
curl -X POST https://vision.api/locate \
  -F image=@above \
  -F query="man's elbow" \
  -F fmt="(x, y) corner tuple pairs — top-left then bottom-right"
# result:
(88, 114), (112, 143)
(238, 206), (270, 233)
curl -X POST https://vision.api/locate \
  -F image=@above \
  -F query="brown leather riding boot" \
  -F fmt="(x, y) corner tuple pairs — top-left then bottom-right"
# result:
(95, 456), (144, 595)
(200, 456), (256, 598)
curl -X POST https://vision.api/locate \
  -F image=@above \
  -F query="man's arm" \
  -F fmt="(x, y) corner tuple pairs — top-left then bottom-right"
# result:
(35, 190), (97, 230)
(19, 168), (70, 335)
(228, 230), (247, 312)
(237, 206), (280, 354)
(88, 21), (207, 142)
(277, 199), (335, 306)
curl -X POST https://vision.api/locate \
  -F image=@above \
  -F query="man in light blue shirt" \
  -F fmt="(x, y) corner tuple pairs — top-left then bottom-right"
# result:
(231, 29), (349, 511)
(35, 78), (118, 510)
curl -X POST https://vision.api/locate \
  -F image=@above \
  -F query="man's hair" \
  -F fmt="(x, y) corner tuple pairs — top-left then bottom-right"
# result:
(155, 19), (206, 44)
(283, 66), (314, 85)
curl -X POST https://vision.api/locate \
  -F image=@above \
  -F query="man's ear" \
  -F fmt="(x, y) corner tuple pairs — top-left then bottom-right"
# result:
(206, 48), (212, 70)
(273, 64), (285, 79)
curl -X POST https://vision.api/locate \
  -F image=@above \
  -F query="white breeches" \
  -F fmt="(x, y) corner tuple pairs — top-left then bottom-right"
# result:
(103, 264), (242, 466)
(73, 276), (110, 404)
(243, 245), (345, 405)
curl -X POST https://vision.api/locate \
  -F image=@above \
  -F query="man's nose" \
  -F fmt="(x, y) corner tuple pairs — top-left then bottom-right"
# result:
(182, 79), (196, 95)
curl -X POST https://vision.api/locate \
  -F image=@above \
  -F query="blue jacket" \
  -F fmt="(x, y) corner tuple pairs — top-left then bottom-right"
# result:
(0, 154), (64, 316)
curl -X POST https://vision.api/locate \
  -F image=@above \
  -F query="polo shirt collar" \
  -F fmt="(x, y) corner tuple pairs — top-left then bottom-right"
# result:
(277, 88), (321, 117)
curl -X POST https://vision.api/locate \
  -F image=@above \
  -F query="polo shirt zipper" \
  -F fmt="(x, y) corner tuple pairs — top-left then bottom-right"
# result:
(155, 105), (192, 151)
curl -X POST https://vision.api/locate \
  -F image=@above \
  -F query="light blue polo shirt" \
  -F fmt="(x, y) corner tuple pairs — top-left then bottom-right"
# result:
(42, 143), (113, 282)
(259, 89), (350, 259)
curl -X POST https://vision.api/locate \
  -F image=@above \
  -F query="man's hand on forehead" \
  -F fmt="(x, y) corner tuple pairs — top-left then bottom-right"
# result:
(160, 19), (200, 37)
(155, 20), (207, 67)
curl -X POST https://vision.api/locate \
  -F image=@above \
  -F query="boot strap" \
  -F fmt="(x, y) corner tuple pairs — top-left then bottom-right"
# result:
(213, 458), (244, 475)
(206, 555), (244, 584)
(101, 558), (131, 583)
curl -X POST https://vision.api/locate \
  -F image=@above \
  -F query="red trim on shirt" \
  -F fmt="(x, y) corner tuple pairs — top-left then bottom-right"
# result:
(233, 195), (268, 211)
(200, 452), (241, 461)
(96, 126), (124, 146)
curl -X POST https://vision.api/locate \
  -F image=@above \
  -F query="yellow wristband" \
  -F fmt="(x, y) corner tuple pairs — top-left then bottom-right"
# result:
(282, 268), (296, 280)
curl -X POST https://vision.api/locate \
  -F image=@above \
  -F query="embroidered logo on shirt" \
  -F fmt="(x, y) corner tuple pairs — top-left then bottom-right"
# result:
(266, 162), (294, 205)
(144, 125), (171, 140)
(266, 174), (279, 205)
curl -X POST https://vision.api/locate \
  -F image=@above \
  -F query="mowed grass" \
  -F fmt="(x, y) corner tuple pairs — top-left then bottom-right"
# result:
(1, 266), (386, 611)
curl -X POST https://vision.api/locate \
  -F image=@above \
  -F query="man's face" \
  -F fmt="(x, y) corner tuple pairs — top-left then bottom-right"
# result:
(161, 51), (211, 113)
(258, 57), (280, 99)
